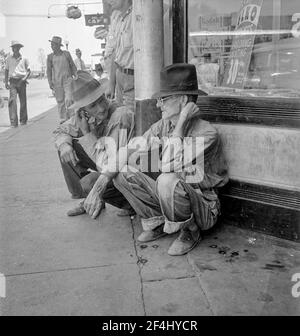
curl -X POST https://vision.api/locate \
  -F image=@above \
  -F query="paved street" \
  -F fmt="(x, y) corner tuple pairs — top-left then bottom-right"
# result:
(0, 78), (56, 133)
(0, 107), (299, 316)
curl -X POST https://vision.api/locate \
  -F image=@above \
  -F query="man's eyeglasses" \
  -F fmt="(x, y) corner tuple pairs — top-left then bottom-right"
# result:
(156, 96), (174, 106)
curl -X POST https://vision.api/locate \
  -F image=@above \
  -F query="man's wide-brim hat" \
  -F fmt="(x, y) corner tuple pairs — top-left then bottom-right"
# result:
(69, 70), (108, 110)
(152, 63), (207, 98)
(49, 36), (63, 46)
(11, 40), (24, 48)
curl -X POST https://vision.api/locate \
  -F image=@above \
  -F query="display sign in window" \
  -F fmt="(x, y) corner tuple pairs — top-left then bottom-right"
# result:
(188, 0), (300, 98)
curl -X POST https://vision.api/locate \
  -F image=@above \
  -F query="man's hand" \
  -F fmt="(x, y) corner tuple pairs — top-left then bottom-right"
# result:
(5, 82), (10, 90)
(49, 82), (54, 91)
(60, 143), (79, 166)
(105, 85), (115, 100)
(180, 102), (199, 120)
(75, 110), (90, 135)
(21, 78), (29, 85)
(83, 187), (104, 219)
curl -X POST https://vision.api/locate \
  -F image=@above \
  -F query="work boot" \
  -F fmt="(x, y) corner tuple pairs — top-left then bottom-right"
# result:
(137, 224), (167, 243)
(67, 201), (85, 217)
(71, 194), (84, 200)
(168, 226), (201, 256)
(67, 201), (105, 217)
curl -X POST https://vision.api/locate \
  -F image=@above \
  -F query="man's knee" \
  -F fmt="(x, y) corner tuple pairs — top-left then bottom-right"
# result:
(113, 166), (141, 189)
(114, 169), (132, 187)
(156, 173), (179, 198)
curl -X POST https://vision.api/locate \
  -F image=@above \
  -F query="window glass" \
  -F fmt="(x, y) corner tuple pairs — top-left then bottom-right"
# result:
(188, 0), (300, 97)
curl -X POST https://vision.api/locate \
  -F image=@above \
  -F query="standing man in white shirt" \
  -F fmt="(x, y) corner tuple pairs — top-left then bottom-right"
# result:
(74, 48), (86, 71)
(107, 0), (134, 110)
(5, 41), (31, 127)
(103, 8), (121, 77)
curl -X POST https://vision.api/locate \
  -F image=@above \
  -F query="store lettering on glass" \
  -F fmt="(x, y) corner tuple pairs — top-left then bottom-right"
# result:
(222, 0), (263, 88)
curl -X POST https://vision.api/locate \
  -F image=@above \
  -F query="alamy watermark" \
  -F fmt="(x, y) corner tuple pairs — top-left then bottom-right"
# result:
(291, 273), (300, 298)
(94, 131), (205, 184)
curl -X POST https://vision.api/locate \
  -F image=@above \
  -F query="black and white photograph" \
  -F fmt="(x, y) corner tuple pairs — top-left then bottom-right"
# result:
(0, 0), (299, 319)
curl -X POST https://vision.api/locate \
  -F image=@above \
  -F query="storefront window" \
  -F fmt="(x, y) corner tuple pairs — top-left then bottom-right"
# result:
(188, 0), (300, 97)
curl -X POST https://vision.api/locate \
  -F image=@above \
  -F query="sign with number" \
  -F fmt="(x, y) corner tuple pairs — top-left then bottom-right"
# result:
(85, 14), (110, 27)
(222, 0), (263, 88)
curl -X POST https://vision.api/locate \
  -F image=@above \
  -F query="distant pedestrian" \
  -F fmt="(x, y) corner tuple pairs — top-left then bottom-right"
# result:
(47, 36), (78, 124)
(93, 63), (108, 82)
(74, 48), (86, 71)
(5, 41), (31, 127)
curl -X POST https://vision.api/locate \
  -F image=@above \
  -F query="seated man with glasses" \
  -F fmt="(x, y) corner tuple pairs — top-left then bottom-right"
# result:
(84, 63), (228, 256)
(53, 71), (135, 219)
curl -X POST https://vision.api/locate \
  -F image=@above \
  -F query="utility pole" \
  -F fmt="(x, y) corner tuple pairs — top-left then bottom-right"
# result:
(133, 0), (164, 135)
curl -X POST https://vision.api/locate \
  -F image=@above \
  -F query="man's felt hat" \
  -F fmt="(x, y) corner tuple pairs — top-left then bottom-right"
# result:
(152, 63), (207, 98)
(69, 70), (108, 110)
(10, 40), (24, 48)
(49, 36), (63, 46)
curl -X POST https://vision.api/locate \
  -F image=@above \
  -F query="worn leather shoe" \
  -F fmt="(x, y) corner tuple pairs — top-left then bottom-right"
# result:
(71, 194), (84, 200)
(168, 228), (201, 256)
(67, 201), (106, 217)
(137, 224), (167, 243)
(67, 201), (85, 217)
(117, 208), (136, 217)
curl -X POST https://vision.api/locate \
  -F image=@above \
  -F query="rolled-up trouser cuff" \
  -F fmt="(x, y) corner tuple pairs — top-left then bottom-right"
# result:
(164, 214), (195, 234)
(141, 216), (165, 231)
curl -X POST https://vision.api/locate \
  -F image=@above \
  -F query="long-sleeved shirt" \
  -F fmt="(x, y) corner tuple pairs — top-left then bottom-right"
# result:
(127, 108), (228, 194)
(114, 6), (134, 69)
(53, 103), (135, 172)
(104, 10), (122, 60)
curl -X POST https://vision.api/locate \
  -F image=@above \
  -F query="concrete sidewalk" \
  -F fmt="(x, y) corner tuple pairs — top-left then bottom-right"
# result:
(0, 109), (299, 316)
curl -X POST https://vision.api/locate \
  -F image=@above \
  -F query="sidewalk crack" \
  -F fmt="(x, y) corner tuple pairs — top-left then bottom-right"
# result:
(130, 218), (146, 316)
(143, 275), (196, 283)
(186, 254), (215, 316)
(4, 263), (135, 277)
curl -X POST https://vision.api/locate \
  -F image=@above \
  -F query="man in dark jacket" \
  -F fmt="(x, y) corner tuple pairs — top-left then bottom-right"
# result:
(47, 36), (78, 123)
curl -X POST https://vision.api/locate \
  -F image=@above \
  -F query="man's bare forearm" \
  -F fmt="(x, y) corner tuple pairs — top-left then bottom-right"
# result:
(101, 145), (136, 180)
(24, 69), (31, 81)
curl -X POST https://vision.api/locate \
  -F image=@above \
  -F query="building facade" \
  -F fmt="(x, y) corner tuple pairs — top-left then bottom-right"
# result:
(132, 0), (300, 242)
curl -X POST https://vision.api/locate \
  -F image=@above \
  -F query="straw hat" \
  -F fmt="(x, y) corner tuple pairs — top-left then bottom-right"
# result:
(11, 40), (24, 48)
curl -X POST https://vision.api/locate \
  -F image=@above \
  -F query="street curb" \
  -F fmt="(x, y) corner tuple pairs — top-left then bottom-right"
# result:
(0, 107), (56, 141)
